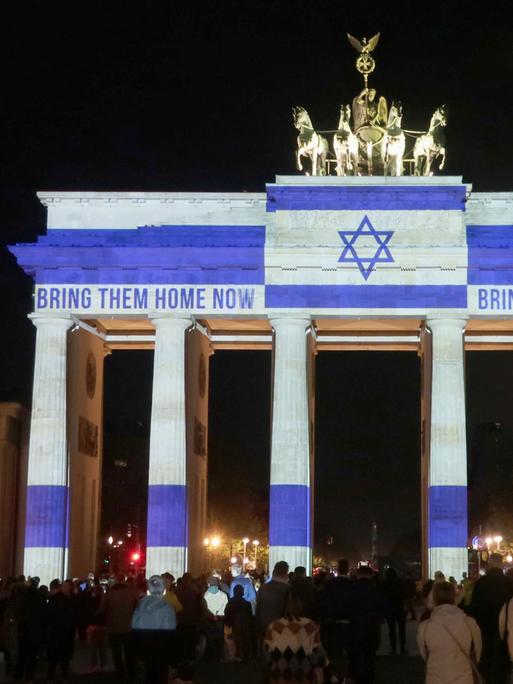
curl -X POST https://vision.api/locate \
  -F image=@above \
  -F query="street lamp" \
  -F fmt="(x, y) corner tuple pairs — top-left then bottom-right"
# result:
(107, 536), (113, 545)
(242, 537), (249, 568)
(253, 539), (259, 566)
(494, 535), (503, 551)
(203, 535), (221, 571)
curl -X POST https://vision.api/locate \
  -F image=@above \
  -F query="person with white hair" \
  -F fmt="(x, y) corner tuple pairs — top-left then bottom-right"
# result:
(229, 563), (256, 614)
(132, 575), (176, 684)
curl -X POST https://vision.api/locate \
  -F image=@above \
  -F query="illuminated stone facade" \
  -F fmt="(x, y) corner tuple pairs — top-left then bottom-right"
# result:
(9, 176), (513, 582)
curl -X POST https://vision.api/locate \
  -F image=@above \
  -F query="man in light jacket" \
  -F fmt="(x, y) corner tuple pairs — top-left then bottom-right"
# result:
(418, 581), (482, 684)
(132, 575), (176, 684)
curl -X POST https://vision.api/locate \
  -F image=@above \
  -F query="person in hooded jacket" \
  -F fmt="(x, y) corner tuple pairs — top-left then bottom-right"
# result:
(417, 580), (481, 684)
(132, 575), (176, 684)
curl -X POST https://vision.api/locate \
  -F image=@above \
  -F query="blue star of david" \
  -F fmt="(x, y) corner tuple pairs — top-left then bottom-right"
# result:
(338, 215), (394, 281)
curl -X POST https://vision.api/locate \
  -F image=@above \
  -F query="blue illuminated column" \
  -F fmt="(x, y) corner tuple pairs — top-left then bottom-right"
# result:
(427, 317), (468, 580)
(24, 315), (73, 585)
(146, 316), (192, 577)
(269, 317), (312, 574)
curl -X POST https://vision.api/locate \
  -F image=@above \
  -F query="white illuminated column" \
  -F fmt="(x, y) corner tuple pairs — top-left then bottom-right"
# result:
(427, 317), (468, 580)
(269, 317), (312, 574)
(24, 315), (73, 585)
(146, 316), (191, 577)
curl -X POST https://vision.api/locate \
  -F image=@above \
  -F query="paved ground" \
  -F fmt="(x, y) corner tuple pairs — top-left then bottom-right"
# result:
(1, 655), (424, 684)
(0, 617), (425, 683)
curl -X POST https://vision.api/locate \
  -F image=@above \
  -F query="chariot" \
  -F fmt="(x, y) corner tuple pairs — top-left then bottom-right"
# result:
(293, 33), (446, 178)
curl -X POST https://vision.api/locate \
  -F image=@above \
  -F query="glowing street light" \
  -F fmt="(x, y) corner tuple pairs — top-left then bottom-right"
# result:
(253, 539), (260, 565)
(107, 536), (114, 545)
(203, 535), (222, 571)
(507, 554), (513, 563)
(485, 537), (493, 547)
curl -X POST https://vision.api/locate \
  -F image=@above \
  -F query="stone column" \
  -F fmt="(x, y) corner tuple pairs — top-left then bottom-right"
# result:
(146, 316), (191, 577)
(269, 317), (312, 574)
(24, 315), (73, 586)
(427, 317), (468, 580)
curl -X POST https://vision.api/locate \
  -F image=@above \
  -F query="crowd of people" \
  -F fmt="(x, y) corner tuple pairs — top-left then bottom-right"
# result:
(0, 553), (513, 683)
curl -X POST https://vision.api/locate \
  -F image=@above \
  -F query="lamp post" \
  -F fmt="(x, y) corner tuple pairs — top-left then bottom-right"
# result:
(242, 537), (249, 570)
(253, 539), (259, 567)
(203, 535), (221, 571)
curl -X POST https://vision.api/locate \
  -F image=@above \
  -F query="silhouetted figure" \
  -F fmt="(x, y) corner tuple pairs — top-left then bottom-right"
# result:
(382, 568), (406, 654)
(469, 553), (512, 682)
(319, 559), (352, 659)
(290, 566), (319, 621)
(14, 580), (45, 683)
(224, 584), (253, 661)
(346, 565), (386, 684)
(101, 573), (137, 682)
(46, 579), (75, 682)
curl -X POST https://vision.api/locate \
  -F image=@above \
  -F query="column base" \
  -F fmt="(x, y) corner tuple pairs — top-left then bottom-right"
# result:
(146, 546), (187, 579)
(24, 547), (66, 587)
(429, 547), (468, 581)
(269, 546), (312, 576)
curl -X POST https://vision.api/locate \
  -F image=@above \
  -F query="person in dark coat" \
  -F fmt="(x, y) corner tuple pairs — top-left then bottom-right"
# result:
(46, 579), (76, 683)
(175, 573), (204, 663)
(13, 580), (46, 683)
(319, 559), (352, 659)
(224, 584), (254, 661)
(469, 552), (512, 683)
(346, 565), (387, 684)
(100, 573), (138, 682)
(382, 568), (406, 654)
(290, 566), (319, 621)
(255, 561), (290, 637)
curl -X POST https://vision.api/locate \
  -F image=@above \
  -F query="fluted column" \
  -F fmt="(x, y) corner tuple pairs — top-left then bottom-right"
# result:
(24, 315), (73, 585)
(269, 317), (311, 574)
(146, 316), (192, 577)
(427, 317), (468, 580)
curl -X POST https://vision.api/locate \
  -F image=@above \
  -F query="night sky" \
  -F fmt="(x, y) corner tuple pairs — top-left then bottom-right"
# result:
(2, 1), (513, 564)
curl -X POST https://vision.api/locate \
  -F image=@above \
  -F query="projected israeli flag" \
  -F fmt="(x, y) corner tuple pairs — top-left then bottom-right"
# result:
(265, 182), (468, 313)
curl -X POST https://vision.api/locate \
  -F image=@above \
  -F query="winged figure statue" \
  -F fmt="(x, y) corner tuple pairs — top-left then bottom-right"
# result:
(347, 32), (380, 54)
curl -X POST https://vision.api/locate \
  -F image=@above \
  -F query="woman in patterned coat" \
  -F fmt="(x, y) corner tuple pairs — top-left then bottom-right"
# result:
(264, 592), (327, 684)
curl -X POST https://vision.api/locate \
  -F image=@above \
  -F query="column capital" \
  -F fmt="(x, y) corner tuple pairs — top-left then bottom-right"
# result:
(426, 316), (468, 333)
(269, 315), (311, 332)
(28, 313), (74, 330)
(149, 315), (193, 332)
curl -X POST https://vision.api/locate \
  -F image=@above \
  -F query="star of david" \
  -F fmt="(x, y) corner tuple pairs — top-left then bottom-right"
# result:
(338, 215), (394, 281)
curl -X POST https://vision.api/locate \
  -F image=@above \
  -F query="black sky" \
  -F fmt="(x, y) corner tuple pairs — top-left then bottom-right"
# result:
(1, 1), (513, 562)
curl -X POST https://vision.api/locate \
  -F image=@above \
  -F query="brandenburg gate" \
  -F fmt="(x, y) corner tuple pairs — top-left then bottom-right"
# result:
(8, 35), (513, 585)
(9, 176), (513, 584)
